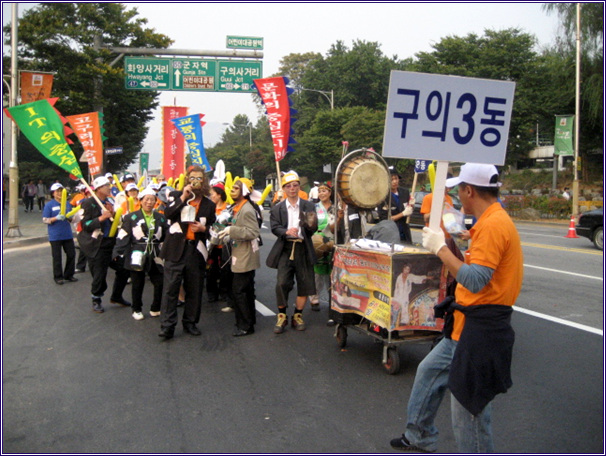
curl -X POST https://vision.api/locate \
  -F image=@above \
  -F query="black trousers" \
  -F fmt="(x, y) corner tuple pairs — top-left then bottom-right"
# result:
(160, 242), (206, 331)
(233, 270), (256, 331)
(50, 238), (76, 280)
(275, 241), (316, 308)
(130, 261), (163, 313)
(87, 238), (129, 301)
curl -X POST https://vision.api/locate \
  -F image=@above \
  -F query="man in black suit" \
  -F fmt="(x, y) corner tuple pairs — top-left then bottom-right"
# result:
(266, 170), (317, 334)
(77, 175), (131, 313)
(158, 166), (216, 339)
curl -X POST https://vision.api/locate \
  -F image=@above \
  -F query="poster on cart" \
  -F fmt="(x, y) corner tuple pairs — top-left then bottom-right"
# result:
(331, 247), (446, 332)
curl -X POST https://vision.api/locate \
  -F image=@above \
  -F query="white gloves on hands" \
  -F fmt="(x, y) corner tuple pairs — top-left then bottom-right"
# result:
(217, 226), (231, 239)
(402, 205), (413, 217)
(56, 214), (66, 221)
(422, 227), (446, 255)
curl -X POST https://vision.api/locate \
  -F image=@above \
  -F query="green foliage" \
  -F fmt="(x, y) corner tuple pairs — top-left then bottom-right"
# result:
(502, 194), (572, 218)
(4, 3), (172, 180)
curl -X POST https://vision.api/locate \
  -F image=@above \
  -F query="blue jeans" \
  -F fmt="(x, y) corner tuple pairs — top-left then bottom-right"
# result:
(404, 337), (494, 453)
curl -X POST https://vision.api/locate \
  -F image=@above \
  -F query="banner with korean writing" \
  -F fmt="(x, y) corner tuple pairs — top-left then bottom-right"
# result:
(66, 112), (104, 177)
(384, 71), (515, 165)
(253, 76), (297, 162)
(5, 99), (82, 179)
(20, 71), (54, 104)
(414, 159), (432, 173)
(554, 115), (574, 156)
(170, 113), (212, 171)
(162, 106), (188, 180)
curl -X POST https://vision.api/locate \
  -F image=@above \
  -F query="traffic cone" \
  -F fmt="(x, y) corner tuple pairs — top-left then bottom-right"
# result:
(564, 215), (579, 238)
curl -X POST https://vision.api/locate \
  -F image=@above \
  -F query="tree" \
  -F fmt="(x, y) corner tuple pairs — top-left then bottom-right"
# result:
(3, 3), (172, 179)
(409, 28), (556, 165)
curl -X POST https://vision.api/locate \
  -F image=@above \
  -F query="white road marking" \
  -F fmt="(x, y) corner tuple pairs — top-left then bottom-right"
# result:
(524, 264), (603, 281)
(514, 306), (603, 336)
(255, 300), (276, 316)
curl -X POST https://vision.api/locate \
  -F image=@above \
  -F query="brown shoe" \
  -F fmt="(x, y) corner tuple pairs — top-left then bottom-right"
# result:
(273, 313), (288, 334)
(291, 313), (306, 331)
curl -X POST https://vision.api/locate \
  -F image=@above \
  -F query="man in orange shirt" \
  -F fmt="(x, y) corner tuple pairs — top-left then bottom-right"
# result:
(391, 163), (523, 453)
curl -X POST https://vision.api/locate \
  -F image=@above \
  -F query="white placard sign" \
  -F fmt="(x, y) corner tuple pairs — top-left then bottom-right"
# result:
(383, 71), (515, 165)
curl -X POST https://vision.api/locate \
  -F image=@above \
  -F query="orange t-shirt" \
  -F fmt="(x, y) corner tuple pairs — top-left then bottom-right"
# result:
(451, 203), (524, 341)
(420, 192), (454, 237)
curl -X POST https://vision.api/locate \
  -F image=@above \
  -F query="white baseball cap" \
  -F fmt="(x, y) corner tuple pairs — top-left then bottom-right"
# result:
(446, 163), (502, 188)
(92, 176), (110, 190)
(50, 183), (63, 192)
(125, 183), (139, 192)
(138, 187), (157, 200)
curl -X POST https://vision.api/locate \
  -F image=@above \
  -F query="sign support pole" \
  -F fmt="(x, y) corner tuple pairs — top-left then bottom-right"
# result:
(428, 161), (449, 233)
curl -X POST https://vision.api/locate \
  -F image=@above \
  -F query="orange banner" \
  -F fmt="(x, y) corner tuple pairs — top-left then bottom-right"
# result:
(20, 72), (54, 104)
(66, 112), (104, 178)
(162, 106), (188, 181)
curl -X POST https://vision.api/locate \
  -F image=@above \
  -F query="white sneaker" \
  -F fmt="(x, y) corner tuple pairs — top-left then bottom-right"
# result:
(132, 311), (144, 320)
(149, 310), (161, 317)
(221, 306), (234, 313)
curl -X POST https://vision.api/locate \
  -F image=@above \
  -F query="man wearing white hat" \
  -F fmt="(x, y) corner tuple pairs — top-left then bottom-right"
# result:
(266, 170), (318, 334)
(391, 163), (523, 453)
(42, 183), (78, 285)
(77, 175), (131, 313)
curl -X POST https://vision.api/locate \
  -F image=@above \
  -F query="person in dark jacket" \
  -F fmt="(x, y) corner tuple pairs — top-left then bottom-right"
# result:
(77, 176), (131, 313)
(158, 166), (216, 340)
(113, 187), (168, 321)
(390, 163), (523, 453)
(266, 170), (317, 334)
(377, 167), (413, 243)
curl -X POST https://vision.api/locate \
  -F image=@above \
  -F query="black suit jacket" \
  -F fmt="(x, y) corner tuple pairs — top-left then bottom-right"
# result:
(266, 198), (317, 269)
(77, 196), (113, 258)
(159, 190), (216, 263)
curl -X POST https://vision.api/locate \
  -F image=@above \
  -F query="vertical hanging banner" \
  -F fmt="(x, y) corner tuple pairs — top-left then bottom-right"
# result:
(20, 71), (54, 104)
(554, 115), (574, 156)
(66, 112), (104, 177)
(5, 99), (82, 179)
(162, 106), (188, 181)
(139, 152), (149, 176)
(253, 76), (297, 161)
(170, 113), (212, 171)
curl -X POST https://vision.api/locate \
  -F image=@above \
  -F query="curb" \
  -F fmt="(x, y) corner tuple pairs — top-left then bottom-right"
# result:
(3, 236), (48, 251)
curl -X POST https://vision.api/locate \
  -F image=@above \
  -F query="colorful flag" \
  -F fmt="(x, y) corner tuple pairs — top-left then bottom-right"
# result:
(162, 106), (188, 181)
(170, 113), (212, 171)
(139, 152), (149, 176)
(5, 99), (82, 179)
(66, 112), (104, 177)
(20, 71), (54, 104)
(253, 76), (297, 162)
(554, 115), (574, 156)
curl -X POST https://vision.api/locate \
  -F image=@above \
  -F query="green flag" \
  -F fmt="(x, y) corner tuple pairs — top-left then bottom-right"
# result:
(7, 99), (83, 179)
(554, 115), (574, 156)
(139, 152), (149, 175)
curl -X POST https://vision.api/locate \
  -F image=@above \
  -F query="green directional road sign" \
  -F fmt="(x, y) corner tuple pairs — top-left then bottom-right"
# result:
(125, 57), (171, 90)
(217, 60), (263, 92)
(124, 57), (262, 93)
(171, 58), (217, 91)
(226, 36), (264, 50)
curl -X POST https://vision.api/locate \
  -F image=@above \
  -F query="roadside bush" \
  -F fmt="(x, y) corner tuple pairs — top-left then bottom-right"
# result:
(502, 194), (571, 219)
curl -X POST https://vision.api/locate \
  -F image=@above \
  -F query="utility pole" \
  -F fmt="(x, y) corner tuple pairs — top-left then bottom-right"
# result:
(572, 3), (581, 220)
(6, 3), (21, 238)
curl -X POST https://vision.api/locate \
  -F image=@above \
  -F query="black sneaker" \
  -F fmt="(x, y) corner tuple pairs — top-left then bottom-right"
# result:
(92, 300), (105, 313)
(110, 297), (131, 307)
(390, 435), (434, 453)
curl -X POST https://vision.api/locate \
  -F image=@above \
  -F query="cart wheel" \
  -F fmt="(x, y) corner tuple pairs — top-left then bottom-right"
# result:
(336, 325), (347, 348)
(383, 346), (400, 375)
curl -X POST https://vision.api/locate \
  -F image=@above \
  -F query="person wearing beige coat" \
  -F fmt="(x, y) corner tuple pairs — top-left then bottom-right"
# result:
(217, 178), (261, 336)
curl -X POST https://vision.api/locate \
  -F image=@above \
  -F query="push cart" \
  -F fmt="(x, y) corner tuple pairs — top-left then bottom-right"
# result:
(329, 244), (446, 374)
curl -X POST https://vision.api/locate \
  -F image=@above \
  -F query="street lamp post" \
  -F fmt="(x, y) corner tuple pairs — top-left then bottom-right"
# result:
(298, 87), (334, 110)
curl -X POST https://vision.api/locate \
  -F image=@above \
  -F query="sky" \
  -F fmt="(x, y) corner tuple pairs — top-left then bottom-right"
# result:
(3, 2), (563, 172)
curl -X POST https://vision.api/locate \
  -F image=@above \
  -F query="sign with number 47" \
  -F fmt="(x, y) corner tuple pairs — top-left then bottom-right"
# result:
(383, 71), (515, 165)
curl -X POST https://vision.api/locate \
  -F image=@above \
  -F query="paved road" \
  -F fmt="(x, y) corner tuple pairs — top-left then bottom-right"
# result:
(2, 209), (603, 454)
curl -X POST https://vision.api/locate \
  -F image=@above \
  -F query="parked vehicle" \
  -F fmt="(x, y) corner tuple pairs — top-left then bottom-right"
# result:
(576, 208), (603, 250)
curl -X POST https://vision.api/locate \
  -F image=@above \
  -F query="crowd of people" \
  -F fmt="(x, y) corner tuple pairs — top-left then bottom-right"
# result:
(39, 161), (522, 453)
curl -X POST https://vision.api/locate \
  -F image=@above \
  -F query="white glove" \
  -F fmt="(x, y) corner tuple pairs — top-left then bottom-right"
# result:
(402, 205), (413, 217)
(56, 214), (66, 221)
(217, 226), (231, 239)
(422, 227), (447, 255)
